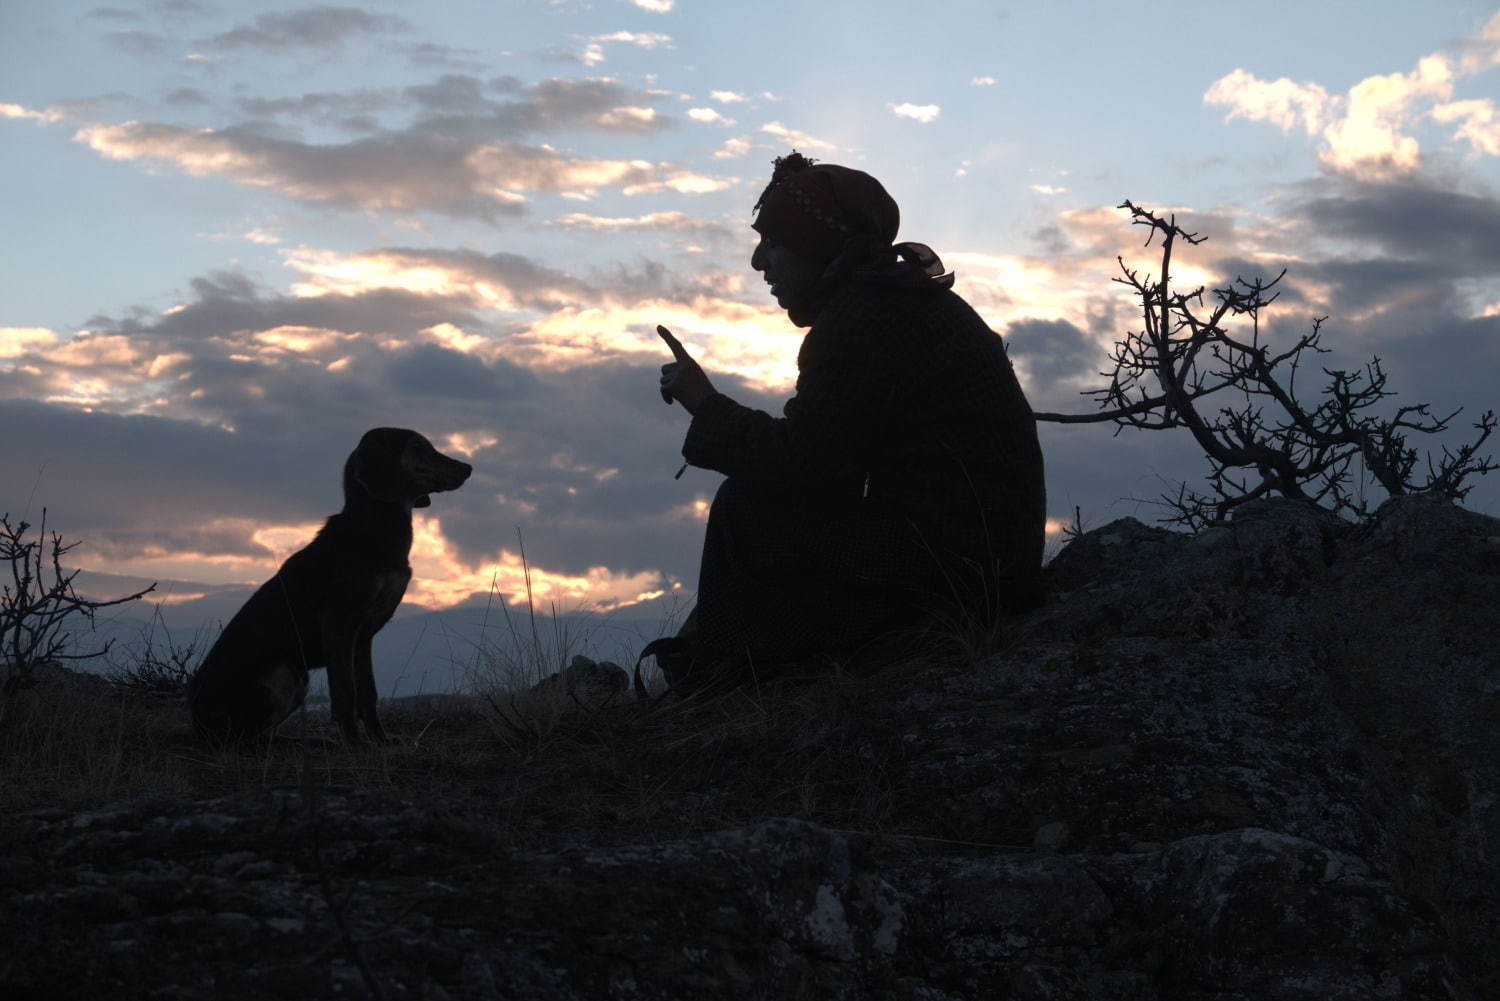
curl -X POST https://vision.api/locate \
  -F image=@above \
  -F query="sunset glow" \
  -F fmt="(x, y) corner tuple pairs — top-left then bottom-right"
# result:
(3, 1), (1497, 634)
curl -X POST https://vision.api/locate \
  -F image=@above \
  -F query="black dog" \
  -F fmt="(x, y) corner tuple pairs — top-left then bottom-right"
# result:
(188, 428), (472, 744)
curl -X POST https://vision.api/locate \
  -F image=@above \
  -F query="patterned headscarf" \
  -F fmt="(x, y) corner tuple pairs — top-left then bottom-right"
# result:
(752, 151), (953, 294)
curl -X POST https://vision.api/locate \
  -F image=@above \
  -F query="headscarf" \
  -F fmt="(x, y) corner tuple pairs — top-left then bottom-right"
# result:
(752, 152), (953, 323)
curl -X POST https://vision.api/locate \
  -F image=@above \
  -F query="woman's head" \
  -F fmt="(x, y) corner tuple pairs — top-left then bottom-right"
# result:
(750, 152), (901, 319)
(751, 151), (900, 264)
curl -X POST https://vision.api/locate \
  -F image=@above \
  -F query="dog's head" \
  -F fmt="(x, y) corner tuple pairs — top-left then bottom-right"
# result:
(345, 428), (473, 509)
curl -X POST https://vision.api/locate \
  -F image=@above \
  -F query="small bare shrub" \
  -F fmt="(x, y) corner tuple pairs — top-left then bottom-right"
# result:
(2, 509), (153, 701)
(104, 609), (207, 696)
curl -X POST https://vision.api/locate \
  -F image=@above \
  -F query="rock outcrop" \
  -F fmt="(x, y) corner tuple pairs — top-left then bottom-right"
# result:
(2, 496), (1495, 999)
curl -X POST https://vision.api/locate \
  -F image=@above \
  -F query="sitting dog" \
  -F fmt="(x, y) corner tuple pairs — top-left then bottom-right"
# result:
(188, 428), (472, 745)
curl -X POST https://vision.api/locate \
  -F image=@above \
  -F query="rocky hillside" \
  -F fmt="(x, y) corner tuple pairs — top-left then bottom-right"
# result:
(2, 496), (1496, 999)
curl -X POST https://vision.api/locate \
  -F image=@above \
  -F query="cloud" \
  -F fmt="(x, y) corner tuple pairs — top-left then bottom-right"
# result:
(205, 6), (410, 50)
(1205, 14), (1500, 178)
(71, 118), (714, 220)
(165, 88), (211, 107)
(591, 30), (672, 49)
(888, 102), (940, 124)
(1321, 56), (1453, 175)
(1030, 184), (1067, 196)
(1203, 68), (1333, 135)
(709, 90), (748, 104)
(107, 29), (168, 55)
(1457, 10), (1500, 73)
(38, 240), (799, 412)
(237, 89), (393, 129)
(631, 0), (675, 11)
(713, 136), (753, 159)
(86, 7), (144, 22)
(1003, 318), (1099, 394)
(404, 42), (487, 71)
(759, 121), (840, 152)
(0, 242), (809, 600)
(1, 102), (63, 124)
(0, 395), (686, 613)
(1431, 98), (1500, 155)
(548, 210), (734, 243)
(620, 171), (739, 196)
(283, 245), (593, 309)
(688, 107), (735, 125)
(566, 29), (673, 66)
(0, 327), (60, 358)
(1290, 177), (1500, 305)
(970, 76), (997, 87)
(232, 75), (675, 137)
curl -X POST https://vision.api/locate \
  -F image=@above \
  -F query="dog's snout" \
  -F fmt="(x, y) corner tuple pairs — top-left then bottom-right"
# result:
(443, 457), (473, 489)
(412, 450), (471, 493)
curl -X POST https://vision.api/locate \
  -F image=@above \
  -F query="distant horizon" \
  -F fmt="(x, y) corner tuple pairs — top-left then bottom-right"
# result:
(4, 2), (1498, 620)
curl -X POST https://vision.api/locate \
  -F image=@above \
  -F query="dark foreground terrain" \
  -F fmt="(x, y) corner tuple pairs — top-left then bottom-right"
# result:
(2, 496), (1497, 1000)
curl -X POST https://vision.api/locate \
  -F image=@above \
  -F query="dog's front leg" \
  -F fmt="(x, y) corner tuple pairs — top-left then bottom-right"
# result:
(354, 632), (391, 744)
(321, 611), (362, 743)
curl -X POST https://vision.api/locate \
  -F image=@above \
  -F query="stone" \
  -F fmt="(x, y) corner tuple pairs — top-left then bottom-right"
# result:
(527, 654), (630, 707)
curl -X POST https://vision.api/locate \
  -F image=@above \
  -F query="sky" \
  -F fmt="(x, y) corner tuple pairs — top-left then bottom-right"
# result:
(3, 0), (1499, 641)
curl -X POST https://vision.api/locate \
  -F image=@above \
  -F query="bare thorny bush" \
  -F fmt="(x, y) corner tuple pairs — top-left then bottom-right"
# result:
(1036, 200), (1497, 529)
(1, 509), (154, 698)
(104, 607), (209, 697)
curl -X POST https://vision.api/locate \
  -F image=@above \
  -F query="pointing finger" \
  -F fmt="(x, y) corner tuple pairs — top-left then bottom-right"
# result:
(657, 324), (692, 363)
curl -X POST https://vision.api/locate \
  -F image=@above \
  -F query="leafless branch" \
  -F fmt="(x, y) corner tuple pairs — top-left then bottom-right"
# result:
(1035, 200), (1497, 528)
(2, 509), (155, 696)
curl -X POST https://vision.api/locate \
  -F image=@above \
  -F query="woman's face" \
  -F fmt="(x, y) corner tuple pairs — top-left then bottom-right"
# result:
(751, 229), (826, 312)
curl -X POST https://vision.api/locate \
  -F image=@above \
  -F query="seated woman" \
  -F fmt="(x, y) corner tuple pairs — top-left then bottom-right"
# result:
(651, 151), (1045, 691)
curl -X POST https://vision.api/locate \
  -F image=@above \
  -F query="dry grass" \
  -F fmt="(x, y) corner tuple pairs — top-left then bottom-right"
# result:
(1, 550), (995, 846)
(0, 669), (498, 816)
(0, 640), (951, 850)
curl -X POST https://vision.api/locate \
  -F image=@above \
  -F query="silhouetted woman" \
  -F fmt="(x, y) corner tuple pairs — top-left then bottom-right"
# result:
(652, 151), (1045, 690)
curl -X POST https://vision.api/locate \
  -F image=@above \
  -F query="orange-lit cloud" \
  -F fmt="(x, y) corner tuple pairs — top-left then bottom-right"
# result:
(510, 298), (801, 391)
(0, 327), (60, 358)
(76, 517), (324, 586)
(405, 515), (671, 611)
(77, 510), (675, 616)
(283, 246), (580, 308)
